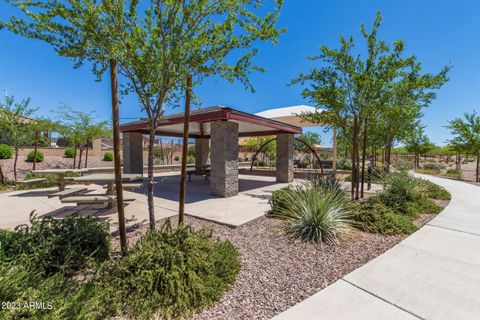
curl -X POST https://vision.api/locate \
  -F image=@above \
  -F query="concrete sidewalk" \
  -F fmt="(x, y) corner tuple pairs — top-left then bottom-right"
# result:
(274, 175), (480, 320)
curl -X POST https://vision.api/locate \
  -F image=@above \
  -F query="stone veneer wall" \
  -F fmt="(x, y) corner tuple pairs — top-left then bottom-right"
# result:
(276, 133), (294, 183)
(210, 121), (239, 197)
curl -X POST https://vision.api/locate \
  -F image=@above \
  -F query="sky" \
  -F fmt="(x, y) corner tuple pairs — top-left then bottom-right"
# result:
(1, 0), (479, 146)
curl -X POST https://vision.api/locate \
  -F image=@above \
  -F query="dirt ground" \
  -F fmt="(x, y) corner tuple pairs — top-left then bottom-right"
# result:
(0, 155), (114, 181)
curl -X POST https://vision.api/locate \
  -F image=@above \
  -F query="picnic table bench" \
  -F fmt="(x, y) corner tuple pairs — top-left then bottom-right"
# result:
(17, 178), (47, 185)
(187, 165), (211, 182)
(60, 195), (135, 206)
(48, 187), (88, 200)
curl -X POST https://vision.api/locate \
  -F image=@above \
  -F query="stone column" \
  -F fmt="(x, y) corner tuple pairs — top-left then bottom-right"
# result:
(122, 132), (144, 174)
(210, 121), (239, 197)
(92, 138), (102, 156)
(276, 133), (294, 183)
(195, 138), (210, 167)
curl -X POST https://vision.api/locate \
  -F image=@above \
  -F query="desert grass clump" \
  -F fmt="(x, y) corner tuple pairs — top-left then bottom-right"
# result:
(271, 178), (354, 244)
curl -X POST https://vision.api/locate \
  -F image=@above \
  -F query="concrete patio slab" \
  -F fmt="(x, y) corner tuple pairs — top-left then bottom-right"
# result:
(274, 279), (416, 320)
(0, 172), (298, 231)
(274, 175), (480, 320)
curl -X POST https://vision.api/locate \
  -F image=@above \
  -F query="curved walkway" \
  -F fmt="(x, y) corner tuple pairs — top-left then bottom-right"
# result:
(274, 175), (480, 320)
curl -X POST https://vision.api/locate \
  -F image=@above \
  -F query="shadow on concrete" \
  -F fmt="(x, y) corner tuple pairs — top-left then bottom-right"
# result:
(130, 174), (278, 204)
(10, 190), (55, 198)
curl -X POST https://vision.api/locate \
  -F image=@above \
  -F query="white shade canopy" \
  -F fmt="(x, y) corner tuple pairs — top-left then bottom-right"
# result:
(255, 105), (324, 127)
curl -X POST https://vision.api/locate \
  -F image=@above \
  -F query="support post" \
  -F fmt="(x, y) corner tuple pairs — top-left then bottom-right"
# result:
(276, 133), (294, 183)
(122, 132), (144, 174)
(210, 121), (239, 197)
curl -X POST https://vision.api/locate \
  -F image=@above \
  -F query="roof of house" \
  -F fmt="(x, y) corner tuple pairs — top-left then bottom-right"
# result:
(255, 105), (324, 127)
(120, 106), (302, 138)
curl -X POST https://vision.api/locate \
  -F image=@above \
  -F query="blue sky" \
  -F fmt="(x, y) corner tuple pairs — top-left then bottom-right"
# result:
(1, 0), (479, 146)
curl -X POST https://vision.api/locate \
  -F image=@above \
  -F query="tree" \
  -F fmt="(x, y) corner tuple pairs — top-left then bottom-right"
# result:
(446, 112), (480, 182)
(30, 117), (54, 170)
(0, 96), (37, 182)
(2, 0), (284, 229)
(405, 126), (434, 169)
(292, 12), (449, 199)
(55, 106), (109, 169)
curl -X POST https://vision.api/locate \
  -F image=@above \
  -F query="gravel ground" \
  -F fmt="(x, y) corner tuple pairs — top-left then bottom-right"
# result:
(110, 204), (442, 320)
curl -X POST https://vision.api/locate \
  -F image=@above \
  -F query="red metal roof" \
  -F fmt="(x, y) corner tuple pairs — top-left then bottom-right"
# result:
(120, 106), (302, 138)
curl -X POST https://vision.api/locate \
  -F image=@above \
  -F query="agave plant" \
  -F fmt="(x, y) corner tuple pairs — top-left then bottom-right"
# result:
(272, 183), (354, 245)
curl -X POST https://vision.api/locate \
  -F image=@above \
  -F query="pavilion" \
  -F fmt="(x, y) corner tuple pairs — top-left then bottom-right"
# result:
(119, 106), (302, 197)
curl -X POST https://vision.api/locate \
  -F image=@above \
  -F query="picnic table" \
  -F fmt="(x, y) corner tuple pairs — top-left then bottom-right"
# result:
(72, 173), (143, 208)
(31, 168), (89, 191)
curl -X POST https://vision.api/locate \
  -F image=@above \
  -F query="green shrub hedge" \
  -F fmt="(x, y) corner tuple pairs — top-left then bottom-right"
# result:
(103, 152), (113, 161)
(0, 213), (110, 275)
(100, 220), (240, 319)
(0, 144), (13, 159)
(64, 147), (76, 158)
(353, 197), (417, 235)
(27, 150), (44, 162)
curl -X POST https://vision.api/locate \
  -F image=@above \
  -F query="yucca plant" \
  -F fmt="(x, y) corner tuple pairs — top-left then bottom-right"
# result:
(271, 184), (354, 245)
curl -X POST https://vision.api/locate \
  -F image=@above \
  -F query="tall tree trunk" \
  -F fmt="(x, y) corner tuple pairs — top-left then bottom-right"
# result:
(109, 59), (127, 253)
(385, 139), (392, 172)
(73, 144), (77, 169)
(179, 75), (192, 225)
(84, 140), (89, 168)
(13, 145), (18, 183)
(360, 118), (368, 198)
(33, 130), (39, 170)
(147, 126), (156, 230)
(77, 148), (83, 169)
(354, 117), (360, 200)
(0, 163), (4, 185)
(476, 154), (479, 183)
(351, 119), (356, 201)
(332, 127), (337, 175)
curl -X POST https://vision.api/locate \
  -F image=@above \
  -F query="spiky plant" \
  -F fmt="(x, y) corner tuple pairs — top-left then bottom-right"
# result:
(272, 184), (354, 245)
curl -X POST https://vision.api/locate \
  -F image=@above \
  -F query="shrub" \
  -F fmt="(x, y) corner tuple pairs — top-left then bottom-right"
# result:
(270, 186), (296, 215)
(103, 152), (113, 161)
(380, 171), (428, 214)
(187, 155), (195, 164)
(101, 221), (240, 319)
(0, 144), (13, 159)
(27, 150), (44, 162)
(174, 155), (180, 161)
(64, 147), (76, 158)
(353, 197), (417, 235)
(337, 157), (352, 170)
(423, 163), (441, 173)
(415, 169), (439, 175)
(271, 183), (354, 244)
(0, 213), (110, 275)
(445, 168), (462, 179)
(152, 147), (164, 159)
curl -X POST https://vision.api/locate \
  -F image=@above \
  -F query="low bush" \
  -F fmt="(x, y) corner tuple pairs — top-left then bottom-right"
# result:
(0, 213), (110, 275)
(380, 171), (428, 214)
(0, 144), (13, 159)
(423, 163), (442, 173)
(271, 182), (354, 244)
(415, 169), (439, 175)
(103, 152), (113, 161)
(27, 150), (44, 162)
(101, 221), (240, 319)
(17, 172), (58, 189)
(353, 197), (417, 235)
(174, 155), (180, 161)
(64, 147), (76, 158)
(445, 168), (462, 179)
(187, 155), (195, 164)
(336, 157), (352, 170)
